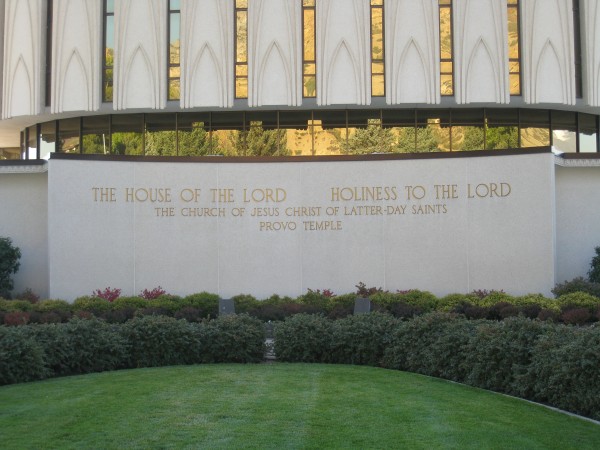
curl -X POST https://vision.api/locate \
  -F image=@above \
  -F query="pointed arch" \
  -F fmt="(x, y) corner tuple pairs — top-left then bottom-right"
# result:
(465, 38), (500, 102)
(59, 49), (90, 112)
(394, 38), (429, 103)
(257, 41), (292, 106)
(534, 40), (565, 103)
(326, 40), (359, 104)
(190, 43), (225, 107)
(123, 45), (156, 108)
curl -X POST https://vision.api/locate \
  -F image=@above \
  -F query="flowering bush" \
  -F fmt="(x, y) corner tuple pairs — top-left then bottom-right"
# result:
(140, 286), (167, 300)
(92, 287), (121, 302)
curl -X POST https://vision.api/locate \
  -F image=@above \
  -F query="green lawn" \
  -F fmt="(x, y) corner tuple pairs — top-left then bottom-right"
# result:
(0, 364), (598, 449)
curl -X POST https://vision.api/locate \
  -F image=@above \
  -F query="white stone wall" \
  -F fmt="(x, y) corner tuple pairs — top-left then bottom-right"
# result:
(385, 0), (439, 104)
(581, 0), (600, 107)
(521, 0), (576, 105)
(114, 0), (167, 110)
(0, 170), (48, 298)
(2, 0), (44, 119)
(48, 153), (555, 300)
(555, 165), (600, 282)
(51, 0), (102, 113)
(454, 0), (509, 104)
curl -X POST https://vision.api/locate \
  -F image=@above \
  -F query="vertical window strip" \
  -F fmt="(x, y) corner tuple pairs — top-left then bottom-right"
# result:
(507, 0), (521, 95)
(103, 0), (115, 102)
(302, 0), (316, 98)
(235, 0), (248, 99)
(370, 0), (385, 96)
(45, 0), (53, 107)
(572, 0), (582, 98)
(168, 0), (181, 100)
(439, 0), (453, 96)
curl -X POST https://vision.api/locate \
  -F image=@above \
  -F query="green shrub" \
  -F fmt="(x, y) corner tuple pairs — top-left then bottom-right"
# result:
(232, 294), (260, 314)
(0, 299), (33, 312)
(512, 294), (560, 312)
(438, 293), (479, 312)
(30, 318), (128, 376)
(181, 292), (219, 317)
(33, 299), (72, 313)
(464, 318), (552, 397)
(476, 291), (516, 307)
(527, 326), (600, 420)
(274, 314), (333, 363)
(329, 312), (399, 366)
(112, 296), (149, 310)
(588, 246), (600, 283)
(0, 237), (21, 299)
(121, 315), (199, 367)
(552, 277), (600, 298)
(201, 314), (265, 363)
(72, 296), (113, 313)
(0, 326), (48, 385)
(556, 292), (600, 311)
(382, 313), (477, 382)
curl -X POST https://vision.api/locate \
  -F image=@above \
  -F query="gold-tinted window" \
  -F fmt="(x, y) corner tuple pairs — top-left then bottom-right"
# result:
(235, 0), (248, 99)
(168, 0), (181, 100)
(439, 1), (453, 96)
(303, 1), (316, 97)
(371, 0), (385, 96)
(508, 0), (521, 95)
(103, 0), (114, 102)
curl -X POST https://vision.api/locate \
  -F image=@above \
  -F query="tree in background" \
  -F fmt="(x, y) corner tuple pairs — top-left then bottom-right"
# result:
(0, 237), (21, 299)
(589, 246), (600, 283)
(341, 120), (396, 154)
(226, 122), (289, 156)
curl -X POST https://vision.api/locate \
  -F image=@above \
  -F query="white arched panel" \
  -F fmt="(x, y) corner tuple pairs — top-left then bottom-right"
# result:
(51, 0), (101, 113)
(248, 0), (301, 107)
(114, 0), (166, 110)
(181, 0), (233, 108)
(521, 0), (575, 105)
(386, 0), (438, 104)
(582, 0), (600, 106)
(317, 0), (370, 105)
(454, 0), (508, 104)
(2, 0), (43, 119)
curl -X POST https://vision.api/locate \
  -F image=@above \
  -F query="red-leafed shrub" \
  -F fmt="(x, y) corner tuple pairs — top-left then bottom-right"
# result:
(3, 311), (30, 326)
(92, 287), (121, 302)
(140, 286), (167, 300)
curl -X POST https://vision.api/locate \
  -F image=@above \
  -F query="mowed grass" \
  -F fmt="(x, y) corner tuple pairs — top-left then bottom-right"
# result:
(0, 364), (598, 449)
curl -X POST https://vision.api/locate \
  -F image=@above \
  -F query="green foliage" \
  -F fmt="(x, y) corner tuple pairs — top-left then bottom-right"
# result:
(588, 246), (600, 283)
(31, 318), (128, 376)
(121, 315), (199, 368)
(556, 292), (600, 311)
(0, 299), (33, 312)
(181, 292), (219, 317)
(0, 326), (47, 385)
(382, 313), (478, 382)
(527, 326), (600, 420)
(274, 314), (333, 363)
(329, 312), (399, 366)
(552, 277), (600, 298)
(437, 293), (479, 311)
(201, 314), (265, 363)
(341, 120), (396, 154)
(464, 318), (552, 396)
(0, 237), (21, 299)
(112, 296), (149, 310)
(72, 296), (113, 313)
(225, 123), (289, 156)
(231, 294), (260, 314)
(32, 299), (71, 313)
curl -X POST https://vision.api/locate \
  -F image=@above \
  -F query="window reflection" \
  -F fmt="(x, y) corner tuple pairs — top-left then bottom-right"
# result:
(303, 1), (316, 97)
(235, 0), (248, 99)
(508, 0), (521, 95)
(17, 109), (600, 159)
(111, 114), (144, 155)
(82, 116), (110, 154)
(370, 1), (385, 96)
(40, 121), (56, 159)
(103, 0), (114, 102)
(168, 0), (181, 100)
(439, 1), (453, 96)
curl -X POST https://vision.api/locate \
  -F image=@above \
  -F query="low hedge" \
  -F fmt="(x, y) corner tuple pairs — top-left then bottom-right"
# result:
(2, 289), (600, 326)
(0, 314), (264, 385)
(274, 312), (600, 420)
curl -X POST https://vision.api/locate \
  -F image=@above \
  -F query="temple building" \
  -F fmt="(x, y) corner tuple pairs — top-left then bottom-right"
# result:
(0, 0), (599, 300)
